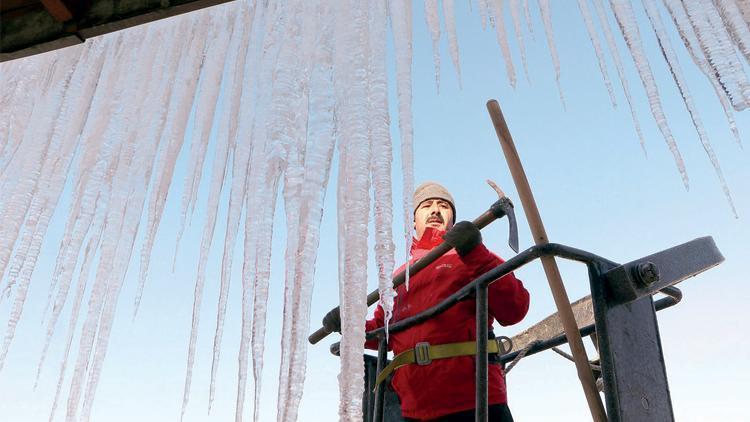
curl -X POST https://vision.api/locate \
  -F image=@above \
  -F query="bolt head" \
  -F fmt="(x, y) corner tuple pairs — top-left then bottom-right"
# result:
(634, 261), (660, 286)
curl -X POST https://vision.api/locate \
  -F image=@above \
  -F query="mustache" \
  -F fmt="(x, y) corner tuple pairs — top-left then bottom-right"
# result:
(426, 214), (445, 224)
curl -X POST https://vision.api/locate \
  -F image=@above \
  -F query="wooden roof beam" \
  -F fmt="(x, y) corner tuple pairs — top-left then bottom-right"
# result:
(40, 0), (73, 22)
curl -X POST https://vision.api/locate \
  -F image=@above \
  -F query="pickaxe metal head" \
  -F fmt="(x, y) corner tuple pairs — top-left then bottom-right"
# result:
(487, 180), (519, 253)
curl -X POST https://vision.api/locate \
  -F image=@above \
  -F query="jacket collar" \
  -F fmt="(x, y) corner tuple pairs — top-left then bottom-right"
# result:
(411, 227), (446, 253)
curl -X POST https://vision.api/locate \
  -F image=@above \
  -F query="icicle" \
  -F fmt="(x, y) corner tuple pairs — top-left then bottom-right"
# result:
(335, 0), (372, 420)
(39, 35), (130, 325)
(1, 47), (91, 303)
(208, 1), (257, 413)
(178, 6), (238, 419)
(509, 0), (530, 83)
(425, 0), (442, 92)
(642, 0), (736, 216)
(36, 36), (124, 385)
(0, 55), (54, 181)
(248, 166), (282, 422)
(233, 3), (288, 421)
(609, 0), (689, 187)
(174, 7), (235, 268)
(271, 0), (312, 420)
(577, 0), (617, 106)
(66, 21), (167, 420)
(538, 0), (566, 107)
(388, 0), (415, 289)
(662, 0), (743, 147)
(0, 49), (77, 299)
(682, 0), (750, 111)
(592, 0), (647, 154)
(123, 16), (191, 320)
(134, 12), (212, 317)
(489, 0), (517, 88)
(522, 0), (535, 39)
(10, 39), (104, 382)
(0, 47), (82, 373)
(715, 0), (750, 66)
(276, 0), (337, 415)
(46, 230), (100, 422)
(368, 0), (397, 336)
(442, 0), (463, 87)
(81, 58), (170, 419)
(230, 14), (266, 422)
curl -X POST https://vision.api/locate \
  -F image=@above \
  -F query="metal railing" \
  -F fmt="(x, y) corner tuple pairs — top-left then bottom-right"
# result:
(359, 239), (710, 422)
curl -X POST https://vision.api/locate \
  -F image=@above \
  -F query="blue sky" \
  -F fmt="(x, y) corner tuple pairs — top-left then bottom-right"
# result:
(1, 2), (748, 422)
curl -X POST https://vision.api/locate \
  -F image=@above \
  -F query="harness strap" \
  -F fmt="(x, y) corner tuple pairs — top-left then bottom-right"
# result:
(374, 337), (511, 388)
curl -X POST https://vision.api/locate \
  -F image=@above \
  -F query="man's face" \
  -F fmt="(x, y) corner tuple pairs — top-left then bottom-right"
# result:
(414, 198), (454, 239)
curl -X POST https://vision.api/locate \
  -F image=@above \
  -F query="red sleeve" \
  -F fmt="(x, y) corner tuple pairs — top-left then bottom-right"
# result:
(364, 303), (385, 350)
(458, 243), (530, 326)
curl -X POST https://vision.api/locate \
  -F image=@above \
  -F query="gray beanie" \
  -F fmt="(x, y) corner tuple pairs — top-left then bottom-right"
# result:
(413, 181), (456, 223)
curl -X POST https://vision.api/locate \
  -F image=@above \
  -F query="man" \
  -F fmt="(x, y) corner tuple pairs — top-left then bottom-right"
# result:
(326, 182), (529, 421)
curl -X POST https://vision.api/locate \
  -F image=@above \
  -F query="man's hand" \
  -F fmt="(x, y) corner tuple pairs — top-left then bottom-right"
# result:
(322, 309), (341, 333)
(442, 221), (482, 257)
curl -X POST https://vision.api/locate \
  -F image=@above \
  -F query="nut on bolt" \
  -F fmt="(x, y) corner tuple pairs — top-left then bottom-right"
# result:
(633, 261), (660, 286)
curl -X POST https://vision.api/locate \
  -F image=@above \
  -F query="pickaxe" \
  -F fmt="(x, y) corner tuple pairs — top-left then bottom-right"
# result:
(308, 183), (519, 345)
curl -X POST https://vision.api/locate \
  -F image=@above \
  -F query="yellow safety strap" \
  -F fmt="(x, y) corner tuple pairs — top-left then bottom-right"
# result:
(374, 339), (505, 389)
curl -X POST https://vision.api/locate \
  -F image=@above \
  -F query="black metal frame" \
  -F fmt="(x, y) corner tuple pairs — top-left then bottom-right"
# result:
(361, 237), (722, 422)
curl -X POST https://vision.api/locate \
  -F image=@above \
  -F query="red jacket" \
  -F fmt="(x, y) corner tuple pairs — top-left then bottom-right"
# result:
(365, 227), (530, 421)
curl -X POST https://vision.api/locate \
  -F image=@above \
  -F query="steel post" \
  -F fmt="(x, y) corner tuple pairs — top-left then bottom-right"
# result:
(476, 285), (489, 422)
(373, 336), (388, 422)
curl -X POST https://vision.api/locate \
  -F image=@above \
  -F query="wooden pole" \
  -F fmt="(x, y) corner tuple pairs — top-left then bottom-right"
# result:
(486, 100), (607, 422)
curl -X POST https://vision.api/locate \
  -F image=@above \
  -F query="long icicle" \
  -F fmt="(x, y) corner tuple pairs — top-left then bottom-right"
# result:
(179, 6), (237, 419)
(122, 15), (192, 315)
(538, 0), (566, 107)
(34, 38), (107, 388)
(522, 0), (535, 39)
(642, 0), (736, 216)
(509, 0), (531, 82)
(80, 28), (170, 415)
(134, 12), (212, 317)
(489, 0), (518, 88)
(682, 0), (750, 110)
(662, 0), (743, 147)
(64, 27), (150, 420)
(0, 46), (82, 373)
(173, 8), (233, 269)
(714, 0), (750, 66)
(234, 3), (287, 421)
(368, 0), (396, 336)
(577, 0), (617, 106)
(208, 1), (257, 413)
(388, 0), (415, 289)
(230, 3), (275, 421)
(277, 1), (337, 419)
(425, 0), (442, 92)
(593, 0), (647, 154)
(443, 0), (463, 87)
(335, 0), (371, 420)
(609, 0), (689, 187)
(274, 0), (311, 419)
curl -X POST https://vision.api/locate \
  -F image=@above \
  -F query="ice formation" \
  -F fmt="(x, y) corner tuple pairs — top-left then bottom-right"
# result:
(0, 1), (748, 421)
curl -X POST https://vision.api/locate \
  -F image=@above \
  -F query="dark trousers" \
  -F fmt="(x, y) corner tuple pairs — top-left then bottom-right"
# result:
(404, 403), (514, 422)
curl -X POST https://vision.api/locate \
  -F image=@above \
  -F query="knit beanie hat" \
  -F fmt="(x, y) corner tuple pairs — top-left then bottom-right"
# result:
(413, 181), (456, 223)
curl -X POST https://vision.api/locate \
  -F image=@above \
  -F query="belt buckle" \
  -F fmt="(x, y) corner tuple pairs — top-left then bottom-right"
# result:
(414, 342), (431, 365)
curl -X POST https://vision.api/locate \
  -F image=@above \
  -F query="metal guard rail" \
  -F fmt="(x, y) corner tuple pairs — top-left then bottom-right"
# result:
(361, 238), (719, 422)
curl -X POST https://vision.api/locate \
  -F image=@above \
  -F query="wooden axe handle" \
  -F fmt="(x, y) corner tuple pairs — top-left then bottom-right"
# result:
(487, 100), (607, 422)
